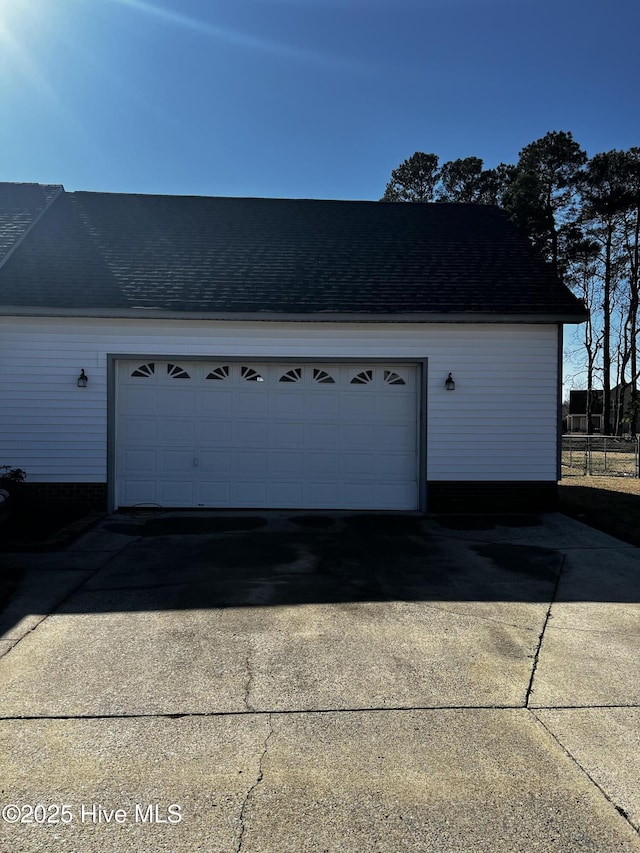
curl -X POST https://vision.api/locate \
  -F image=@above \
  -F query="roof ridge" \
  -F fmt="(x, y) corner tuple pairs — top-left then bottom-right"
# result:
(68, 190), (497, 208)
(0, 185), (65, 272)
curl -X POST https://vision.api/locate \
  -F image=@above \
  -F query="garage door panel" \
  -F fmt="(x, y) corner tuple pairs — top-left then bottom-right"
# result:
(195, 421), (233, 446)
(375, 453), (417, 477)
(304, 453), (339, 476)
(269, 482), (304, 505)
(159, 480), (196, 505)
(199, 451), (231, 473)
(342, 453), (375, 475)
(156, 388), (197, 413)
(375, 423), (415, 445)
(306, 423), (340, 447)
(122, 480), (157, 504)
(198, 481), (231, 504)
(160, 420), (195, 443)
(116, 361), (419, 509)
(341, 483), (376, 507)
(236, 391), (269, 414)
(341, 423), (374, 447)
(119, 417), (158, 443)
(119, 386), (158, 413)
(303, 482), (339, 506)
(232, 421), (269, 446)
(340, 393), (377, 417)
(234, 451), (269, 475)
(121, 449), (157, 474)
(270, 422), (304, 447)
(159, 450), (194, 474)
(375, 483), (416, 509)
(308, 394), (340, 416)
(268, 451), (304, 476)
(375, 393), (417, 418)
(199, 389), (233, 414)
(232, 482), (268, 505)
(271, 393), (305, 415)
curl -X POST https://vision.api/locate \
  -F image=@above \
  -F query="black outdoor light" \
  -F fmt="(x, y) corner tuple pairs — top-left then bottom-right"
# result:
(445, 372), (456, 391)
(77, 369), (88, 388)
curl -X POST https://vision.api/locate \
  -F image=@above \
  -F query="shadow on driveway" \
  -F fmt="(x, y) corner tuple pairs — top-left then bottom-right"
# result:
(70, 512), (566, 612)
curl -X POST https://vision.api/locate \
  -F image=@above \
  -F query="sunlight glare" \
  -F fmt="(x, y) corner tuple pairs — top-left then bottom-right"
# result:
(107, 0), (362, 70)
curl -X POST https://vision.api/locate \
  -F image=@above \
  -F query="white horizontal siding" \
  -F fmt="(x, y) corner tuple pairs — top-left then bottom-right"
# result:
(0, 317), (559, 485)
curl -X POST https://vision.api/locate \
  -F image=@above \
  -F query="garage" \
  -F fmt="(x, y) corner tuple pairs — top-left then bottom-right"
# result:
(115, 359), (421, 510)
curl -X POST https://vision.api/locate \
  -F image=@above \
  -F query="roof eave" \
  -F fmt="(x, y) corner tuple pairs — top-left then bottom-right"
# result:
(0, 305), (589, 324)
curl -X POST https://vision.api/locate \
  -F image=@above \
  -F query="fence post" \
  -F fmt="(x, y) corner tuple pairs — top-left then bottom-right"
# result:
(586, 436), (590, 475)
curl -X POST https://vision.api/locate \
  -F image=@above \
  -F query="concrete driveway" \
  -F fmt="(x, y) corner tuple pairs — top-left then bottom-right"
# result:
(0, 511), (639, 852)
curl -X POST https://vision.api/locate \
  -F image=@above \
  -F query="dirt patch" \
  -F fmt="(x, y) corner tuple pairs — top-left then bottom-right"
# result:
(560, 475), (640, 496)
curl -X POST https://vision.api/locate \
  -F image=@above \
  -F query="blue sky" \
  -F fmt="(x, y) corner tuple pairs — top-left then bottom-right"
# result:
(0, 0), (638, 200)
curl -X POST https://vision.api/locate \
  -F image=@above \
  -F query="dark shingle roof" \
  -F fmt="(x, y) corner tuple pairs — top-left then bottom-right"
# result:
(0, 187), (587, 320)
(0, 183), (62, 262)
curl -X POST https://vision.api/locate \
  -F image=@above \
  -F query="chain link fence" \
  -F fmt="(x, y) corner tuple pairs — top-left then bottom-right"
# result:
(562, 435), (640, 478)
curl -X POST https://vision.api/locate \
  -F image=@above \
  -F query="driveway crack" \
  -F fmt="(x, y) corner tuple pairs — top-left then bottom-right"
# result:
(525, 553), (566, 708)
(236, 713), (273, 853)
(243, 646), (255, 712)
(530, 710), (639, 834)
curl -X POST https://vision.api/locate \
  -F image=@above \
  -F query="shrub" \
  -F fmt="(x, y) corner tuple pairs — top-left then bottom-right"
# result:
(0, 466), (27, 484)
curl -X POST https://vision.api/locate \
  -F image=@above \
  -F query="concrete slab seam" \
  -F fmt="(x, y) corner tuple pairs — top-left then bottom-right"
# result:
(236, 713), (274, 853)
(528, 703), (640, 711)
(525, 552), (566, 708)
(529, 709), (640, 835)
(0, 535), (143, 658)
(0, 704), (531, 723)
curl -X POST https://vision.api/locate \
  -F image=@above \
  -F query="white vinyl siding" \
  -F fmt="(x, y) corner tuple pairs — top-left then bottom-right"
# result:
(0, 317), (559, 489)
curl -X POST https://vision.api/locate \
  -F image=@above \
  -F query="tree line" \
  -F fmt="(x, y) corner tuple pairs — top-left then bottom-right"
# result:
(381, 132), (640, 435)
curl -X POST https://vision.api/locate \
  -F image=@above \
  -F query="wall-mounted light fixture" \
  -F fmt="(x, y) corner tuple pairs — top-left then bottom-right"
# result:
(445, 372), (456, 391)
(77, 369), (88, 388)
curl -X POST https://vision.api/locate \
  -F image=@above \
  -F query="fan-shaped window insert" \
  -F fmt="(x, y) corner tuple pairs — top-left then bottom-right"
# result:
(350, 370), (373, 385)
(241, 366), (265, 382)
(131, 363), (155, 378)
(313, 368), (335, 384)
(206, 365), (230, 380)
(383, 370), (406, 386)
(167, 363), (191, 379)
(279, 368), (302, 383)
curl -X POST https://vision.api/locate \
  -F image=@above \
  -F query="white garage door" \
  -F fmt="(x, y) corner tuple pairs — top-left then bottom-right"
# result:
(115, 360), (420, 510)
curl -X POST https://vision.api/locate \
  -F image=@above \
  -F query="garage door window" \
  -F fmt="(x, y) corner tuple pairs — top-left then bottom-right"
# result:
(131, 363), (155, 378)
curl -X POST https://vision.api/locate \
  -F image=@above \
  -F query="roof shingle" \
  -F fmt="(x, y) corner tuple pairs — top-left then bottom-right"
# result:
(0, 187), (587, 320)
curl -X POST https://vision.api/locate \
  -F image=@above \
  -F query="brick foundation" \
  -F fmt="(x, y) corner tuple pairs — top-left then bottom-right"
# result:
(18, 482), (108, 510)
(10, 481), (556, 514)
(427, 481), (558, 513)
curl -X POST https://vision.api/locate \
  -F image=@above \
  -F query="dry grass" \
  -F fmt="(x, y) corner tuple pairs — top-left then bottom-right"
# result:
(558, 476), (640, 546)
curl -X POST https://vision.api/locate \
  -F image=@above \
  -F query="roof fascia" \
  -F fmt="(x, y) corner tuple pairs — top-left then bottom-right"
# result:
(0, 306), (589, 324)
